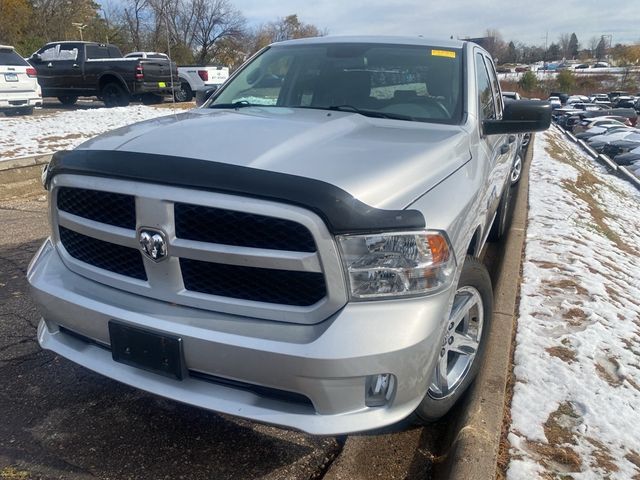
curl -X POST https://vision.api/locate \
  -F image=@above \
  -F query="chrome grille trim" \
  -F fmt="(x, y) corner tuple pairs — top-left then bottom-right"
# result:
(50, 174), (348, 324)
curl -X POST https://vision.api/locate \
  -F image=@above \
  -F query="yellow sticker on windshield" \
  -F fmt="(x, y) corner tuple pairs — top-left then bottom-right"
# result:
(432, 49), (456, 59)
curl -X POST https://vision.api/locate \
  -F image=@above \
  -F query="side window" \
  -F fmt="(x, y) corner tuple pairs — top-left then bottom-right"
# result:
(475, 53), (495, 120)
(108, 46), (122, 58)
(485, 56), (503, 118)
(57, 45), (78, 61)
(86, 46), (109, 59)
(41, 44), (78, 61)
(40, 45), (59, 61)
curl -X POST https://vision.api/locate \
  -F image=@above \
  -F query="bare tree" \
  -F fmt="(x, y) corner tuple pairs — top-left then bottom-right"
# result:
(192, 0), (244, 64)
(588, 36), (599, 57)
(123, 0), (149, 51)
(559, 33), (570, 60)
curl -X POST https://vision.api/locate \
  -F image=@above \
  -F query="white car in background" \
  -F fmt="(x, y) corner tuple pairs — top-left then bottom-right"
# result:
(0, 44), (42, 116)
(548, 96), (562, 109)
(124, 52), (229, 102)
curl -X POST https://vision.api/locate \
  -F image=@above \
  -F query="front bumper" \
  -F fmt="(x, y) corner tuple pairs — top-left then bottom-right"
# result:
(28, 239), (452, 435)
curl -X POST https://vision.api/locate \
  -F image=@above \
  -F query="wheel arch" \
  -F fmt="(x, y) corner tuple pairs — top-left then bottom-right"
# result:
(98, 72), (129, 94)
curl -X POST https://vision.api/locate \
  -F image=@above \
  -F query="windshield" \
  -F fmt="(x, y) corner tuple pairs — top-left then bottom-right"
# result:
(209, 43), (463, 124)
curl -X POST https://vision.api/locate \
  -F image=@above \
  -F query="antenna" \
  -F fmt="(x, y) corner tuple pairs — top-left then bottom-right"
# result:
(163, 2), (177, 119)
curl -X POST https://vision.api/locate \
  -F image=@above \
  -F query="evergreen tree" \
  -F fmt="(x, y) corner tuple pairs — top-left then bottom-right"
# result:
(568, 33), (579, 59)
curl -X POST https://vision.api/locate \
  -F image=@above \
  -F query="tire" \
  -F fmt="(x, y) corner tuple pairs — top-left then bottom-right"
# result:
(142, 93), (163, 105)
(413, 256), (493, 422)
(58, 95), (78, 106)
(174, 82), (193, 102)
(521, 133), (531, 148)
(101, 82), (130, 108)
(510, 152), (523, 185)
(488, 182), (512, 242)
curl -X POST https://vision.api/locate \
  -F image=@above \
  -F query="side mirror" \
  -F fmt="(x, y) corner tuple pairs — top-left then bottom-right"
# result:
(30, 53), (42, 63)
(483, 100), (552, 135)
(195, 85), (217, 107)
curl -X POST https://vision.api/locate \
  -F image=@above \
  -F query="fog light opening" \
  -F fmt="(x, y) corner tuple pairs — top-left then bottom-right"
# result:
(365, 373), (396, 407)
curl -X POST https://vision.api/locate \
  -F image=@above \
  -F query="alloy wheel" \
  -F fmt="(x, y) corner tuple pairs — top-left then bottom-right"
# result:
(428, 286), (484, 399)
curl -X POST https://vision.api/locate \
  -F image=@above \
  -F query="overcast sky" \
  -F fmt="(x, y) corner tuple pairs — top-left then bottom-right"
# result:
(233, 0), (640, 46)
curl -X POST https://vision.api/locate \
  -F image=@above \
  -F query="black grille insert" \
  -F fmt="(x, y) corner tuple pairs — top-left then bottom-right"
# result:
(180, 258), (325, 306)
(175, 203), (316, 252)
(57, 187), (136, 229)
(59, 226), (147, 280)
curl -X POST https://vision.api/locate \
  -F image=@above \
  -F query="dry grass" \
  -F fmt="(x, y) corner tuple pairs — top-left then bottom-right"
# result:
(531, 260), (559, 270)
(39, 133), (84, 143)
(626, 450), (640, 470)
(587, 438), (619, 474)
(0, 467), (30, 480)
(527, 441), (582, 472)
(546, 278), (590, 297)
(543, 134), (637, 258)
(563, 307), (587, 326)
(594, 357), (623, 387)
(546, 346), (577, 363)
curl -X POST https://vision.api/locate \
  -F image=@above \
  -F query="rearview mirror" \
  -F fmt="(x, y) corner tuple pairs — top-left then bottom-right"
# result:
(483, 100), (552, 135)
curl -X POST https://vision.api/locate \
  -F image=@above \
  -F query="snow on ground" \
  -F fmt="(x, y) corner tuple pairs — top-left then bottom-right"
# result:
(507, 128), (640, 479)
(0, 105), (177, 160)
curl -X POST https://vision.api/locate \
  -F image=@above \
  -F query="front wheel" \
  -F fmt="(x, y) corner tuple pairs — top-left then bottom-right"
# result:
(413, 256), (493, 422)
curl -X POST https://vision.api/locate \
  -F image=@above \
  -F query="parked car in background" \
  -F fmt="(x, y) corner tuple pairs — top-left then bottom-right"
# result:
(588, 129), (640, 152)
(124, 51), (230, 103)
(612, 145), (640, 166)
(549, 96), (562, 109)
(601, 132), (640, 158)
(502, 91), (521, 100)
(572, 117), (629, 134)
(0, 44), (42, 116)
(29, 42), (177, 107)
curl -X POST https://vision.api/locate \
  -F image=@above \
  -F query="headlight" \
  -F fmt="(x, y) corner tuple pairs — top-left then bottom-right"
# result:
(337, 230), (456, 299)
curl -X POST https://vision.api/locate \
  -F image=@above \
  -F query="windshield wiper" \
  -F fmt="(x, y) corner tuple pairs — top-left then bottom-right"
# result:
(209, 100), (257, 109)
(326, 105), (415, 121)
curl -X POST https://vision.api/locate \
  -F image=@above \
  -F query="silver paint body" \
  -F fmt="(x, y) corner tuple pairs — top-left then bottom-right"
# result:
(28, 36), (515, 434)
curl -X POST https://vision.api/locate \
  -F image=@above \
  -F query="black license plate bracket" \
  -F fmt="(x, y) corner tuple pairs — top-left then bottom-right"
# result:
(109, 321), (186, 380)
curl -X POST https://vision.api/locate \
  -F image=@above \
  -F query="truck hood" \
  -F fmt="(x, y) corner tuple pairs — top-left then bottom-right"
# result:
(78, 107), (471, 210)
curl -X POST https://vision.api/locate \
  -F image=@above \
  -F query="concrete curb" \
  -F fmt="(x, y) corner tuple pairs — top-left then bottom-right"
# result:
(554, 124), (640, 191)
(0, 154), (51, 200)
(0, 153), (53, 172)
(438, 140), (533, 480)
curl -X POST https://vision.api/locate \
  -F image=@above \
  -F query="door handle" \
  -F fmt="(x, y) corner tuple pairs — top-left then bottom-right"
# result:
(508, 135), (516, 143)
(47, 62), (53, 68)
(72, 64), (79, 68)
(500, 144), (510, 155)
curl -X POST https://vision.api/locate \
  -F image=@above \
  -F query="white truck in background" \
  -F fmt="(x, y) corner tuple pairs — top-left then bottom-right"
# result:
(124, 52), (229, 102)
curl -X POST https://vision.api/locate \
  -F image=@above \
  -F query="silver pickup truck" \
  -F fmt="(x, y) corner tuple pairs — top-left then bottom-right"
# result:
(28, 36), (550, 435)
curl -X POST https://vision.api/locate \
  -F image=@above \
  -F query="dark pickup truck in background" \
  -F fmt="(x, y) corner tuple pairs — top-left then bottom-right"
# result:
(28, 41), (177, 107)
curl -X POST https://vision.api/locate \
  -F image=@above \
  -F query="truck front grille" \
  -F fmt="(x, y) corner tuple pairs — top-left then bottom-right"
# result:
(57, 187), (136, 229)
(52, 178), (347, 323)
(175, 203), (317, 252)
(59, 226), (147, 280)
(180, 258), (326, 306)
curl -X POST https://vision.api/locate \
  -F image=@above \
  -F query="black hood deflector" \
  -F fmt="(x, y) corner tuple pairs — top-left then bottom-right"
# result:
(46, 149), (425, 234)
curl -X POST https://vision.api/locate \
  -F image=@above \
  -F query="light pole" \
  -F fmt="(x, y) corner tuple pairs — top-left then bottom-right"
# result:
(72, 22), (88, 41)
